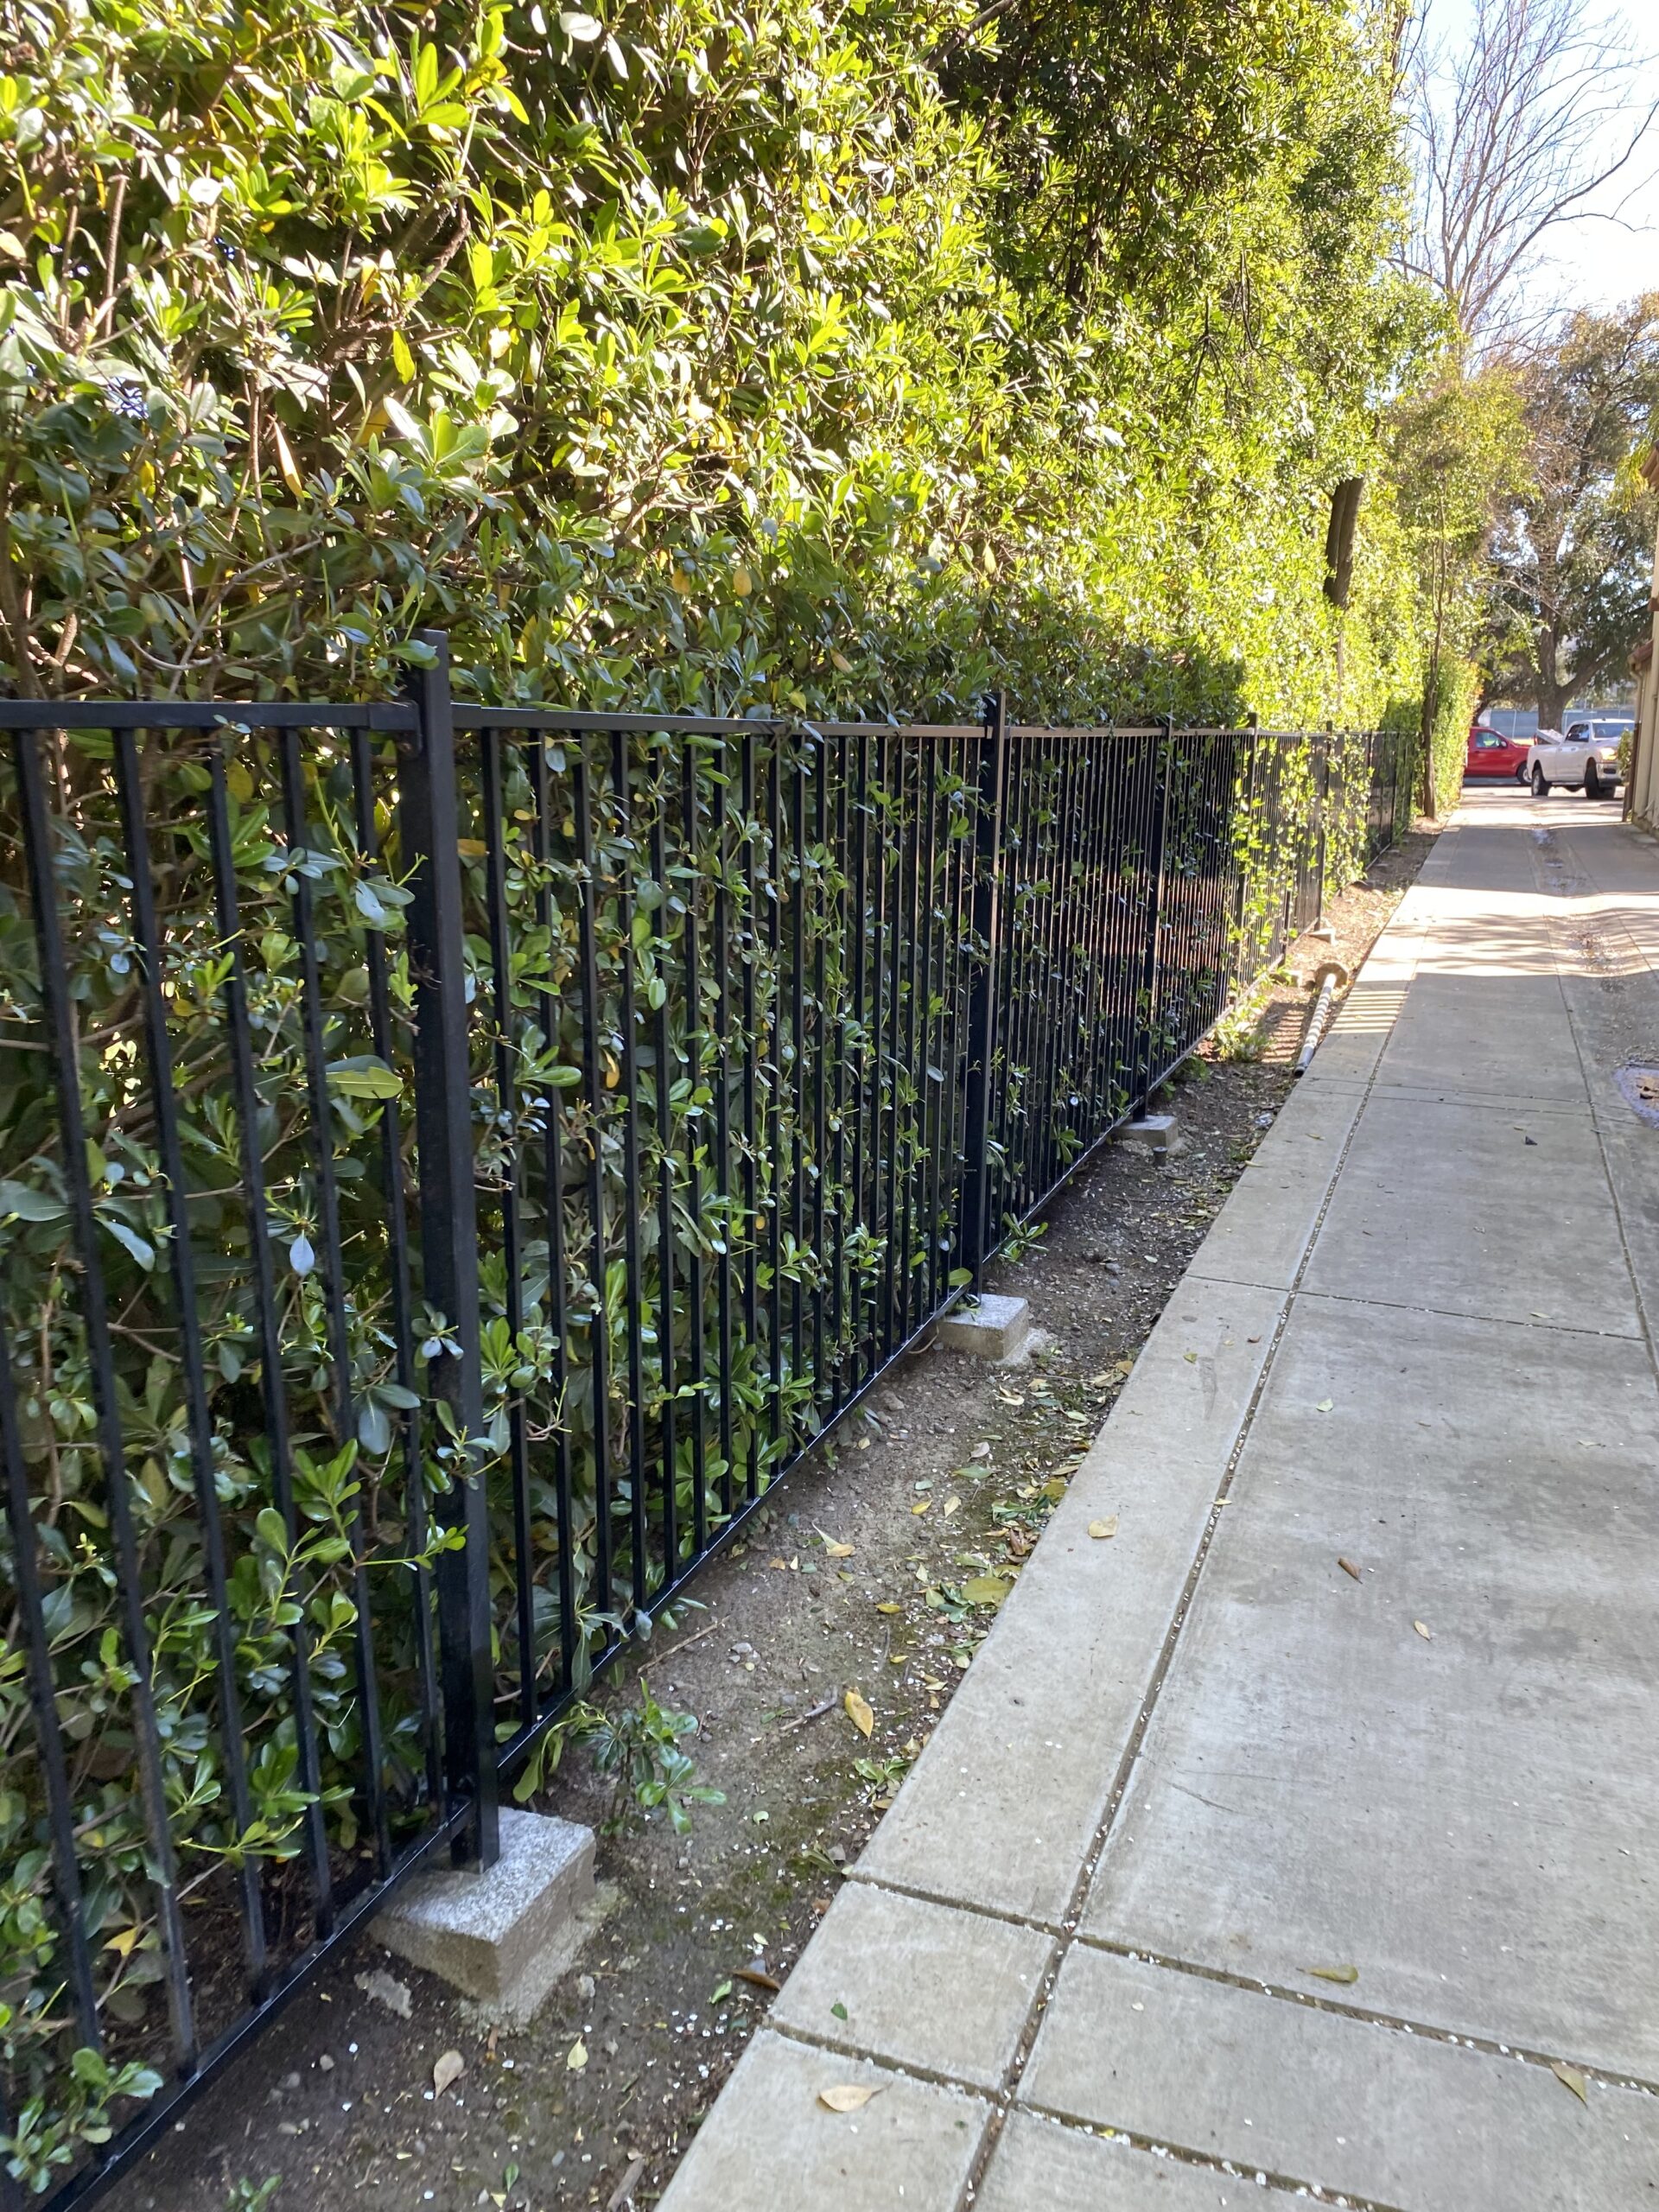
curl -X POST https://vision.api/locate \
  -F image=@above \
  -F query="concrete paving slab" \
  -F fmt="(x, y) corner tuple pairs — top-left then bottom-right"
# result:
(1186, 1079), (1360, 1290)
(1021, 1948), (1659, 2211)
(1376, 969), (1588, 1103)
(1084, 1295), (1659, 2075)
(660, 793), (1659, 2212)
(1301, 1077), (1588, 1116)
(654, 2031), (988, 2212)
(1300, 1089), (1639, 1333)
(1297, 958), (1419, 1087)
(855, 1281), (1285, 1926)
(767, 1882), (1052, 2090)
(976, 2111), (1299, 2209)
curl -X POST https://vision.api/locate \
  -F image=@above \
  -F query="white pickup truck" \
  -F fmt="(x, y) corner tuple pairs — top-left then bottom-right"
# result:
(1526, 719), (1629, 800)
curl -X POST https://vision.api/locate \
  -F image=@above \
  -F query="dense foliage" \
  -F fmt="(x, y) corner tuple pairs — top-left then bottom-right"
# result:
(1482, 296), (1659, 728)
(0, 0), (1427, 723)
(0, 0), (1439, 2193)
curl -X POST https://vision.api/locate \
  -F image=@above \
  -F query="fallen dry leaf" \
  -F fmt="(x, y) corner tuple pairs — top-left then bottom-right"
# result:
(1306, 1964), (1359, 1986)
(962, 1575), (1009, 1606)
(1316, 1398), (1335, 1413)
(819, 1534), (855, 1558)
(1089, 1517), (1119, 1540)
(910, 1498), (931, 1516)
(567, 2038), (588, 2072)
(1338, 1556), (1362, 1581)
(844, 1688), (874, 1738)
(433, 2049), (465, 2095)
(1549, 2061), (1588, 2104)
(874, 1601), (900, 1616)
(1414, 1620), (1432, 1640)
(818, 2084), (880, 2113)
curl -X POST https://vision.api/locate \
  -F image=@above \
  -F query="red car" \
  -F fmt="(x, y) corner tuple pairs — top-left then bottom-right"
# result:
(1465, 724), (1530, 780)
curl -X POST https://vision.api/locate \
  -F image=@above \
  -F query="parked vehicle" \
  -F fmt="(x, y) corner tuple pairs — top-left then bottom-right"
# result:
(1465, 725), (1530, 780)
(1528, 722), (1626, 799)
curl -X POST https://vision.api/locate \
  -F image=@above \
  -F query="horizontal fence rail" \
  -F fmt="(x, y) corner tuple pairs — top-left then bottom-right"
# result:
(0, 641), (1411, 2202)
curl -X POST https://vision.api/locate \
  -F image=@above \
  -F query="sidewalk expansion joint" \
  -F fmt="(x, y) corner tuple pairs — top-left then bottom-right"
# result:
(1528, 829), (1659, 1396)
(1070, 1935), (1659, 2102)
(951, 1009), (1384, 2211)
(838, 1865), (1065, 1942)
(1289, 1285), (1646, 1342)
(1007, 2106), (1417, 2212)
(757, 2004), (1416, 2210)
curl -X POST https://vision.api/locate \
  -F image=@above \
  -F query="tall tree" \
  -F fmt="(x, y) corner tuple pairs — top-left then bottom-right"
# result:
(1484, 295), (1659, 723)
(1405, 0), (1659, 344)
(1389, 363), (1529, 805)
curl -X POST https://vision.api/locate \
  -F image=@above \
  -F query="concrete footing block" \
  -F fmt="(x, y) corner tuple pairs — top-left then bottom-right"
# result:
(372, 1808), (596, 2024)
(1117, 1113), (1185, 1161)
(938, 1293), (1031, 1361)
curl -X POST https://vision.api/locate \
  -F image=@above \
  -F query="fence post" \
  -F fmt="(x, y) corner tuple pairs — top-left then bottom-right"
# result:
(1231, 715), (1260, 995)
(1315, 726), (1331, 925)
(1135, 718), (1173, 1121)
(400, 630), (499, 1871)
(961, 690), (1008, 1294)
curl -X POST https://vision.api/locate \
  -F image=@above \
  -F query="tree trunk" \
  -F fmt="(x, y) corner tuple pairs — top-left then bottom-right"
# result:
(1535, 624), (1571, 729)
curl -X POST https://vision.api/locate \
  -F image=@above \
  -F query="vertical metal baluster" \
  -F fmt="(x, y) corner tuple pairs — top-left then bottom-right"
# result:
(1047, 739), (1082, 1192)
(740, 732), (761, 1501)
(611, 733), (649, 1615)
(277, 726), (392, 1878)
(650, 761), (679, 1583)
(1072, 734), (1106, 1142)
(400, 638), (497, 1869)
(874, 734), (900, 1353)
(764, 737), (785, 1459)
(1135, 722), (1172, 1120)
(1090, 732), (1121, 1129)
(480, 731), (537, 1730)
(680, 742), (709, 1557)
(1004, 741), (1039, 1218)
(808, 739), (828, 1421)
(789, 741), (808, 1414)
(347, 732), (442, 1819)
(571, 741), (616, 1634)
(16, 729), (196, 2071)
(0, 1325), (100, 2046)
(209, 746), (338, 1918)
(849, 731), (871, 1387)
(885, 741), (913, 1342)
(114, 731), (269, 1991)
(942, 735), (972, 1283)
(1103, 732), (1128, 1112)
(826, 736), (850, 1413)
(709, 754), (735, 1522)
(962, 695), (1008, 1291)
(531, 740), (577, 1696)
(899, 739), (926, 1340)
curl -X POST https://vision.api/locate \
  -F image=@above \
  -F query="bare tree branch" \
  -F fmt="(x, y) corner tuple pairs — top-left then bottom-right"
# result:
(1407, 0), (1659, 343)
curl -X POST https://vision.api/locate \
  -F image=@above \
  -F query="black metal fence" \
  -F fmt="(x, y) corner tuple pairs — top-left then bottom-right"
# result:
(0, 642), (1409, 2202)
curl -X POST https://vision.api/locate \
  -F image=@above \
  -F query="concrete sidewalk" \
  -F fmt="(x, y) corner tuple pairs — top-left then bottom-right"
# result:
(661, 787), (1659, 2211)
